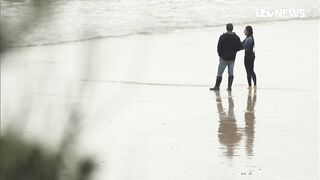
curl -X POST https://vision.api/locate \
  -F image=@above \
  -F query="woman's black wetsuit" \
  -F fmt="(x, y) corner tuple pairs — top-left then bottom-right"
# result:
(242, 36), (256, 86)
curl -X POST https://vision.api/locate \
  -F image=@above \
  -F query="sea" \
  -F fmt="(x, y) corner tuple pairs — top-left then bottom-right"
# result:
(1, 0), (319, 47)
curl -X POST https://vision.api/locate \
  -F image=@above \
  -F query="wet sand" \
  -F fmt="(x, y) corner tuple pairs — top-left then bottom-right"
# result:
(1, 19), (319, 179)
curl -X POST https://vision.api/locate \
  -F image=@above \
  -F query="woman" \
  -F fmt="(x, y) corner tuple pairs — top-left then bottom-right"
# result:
(242, 26), (257, 88)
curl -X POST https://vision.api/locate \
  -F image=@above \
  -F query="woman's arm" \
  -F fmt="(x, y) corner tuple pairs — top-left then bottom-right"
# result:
(242, 37), (253, 51)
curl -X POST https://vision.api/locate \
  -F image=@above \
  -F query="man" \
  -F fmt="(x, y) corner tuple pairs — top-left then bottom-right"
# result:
(210, 23), (242, 91)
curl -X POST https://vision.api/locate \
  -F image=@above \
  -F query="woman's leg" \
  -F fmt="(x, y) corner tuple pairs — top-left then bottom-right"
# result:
(251, 58), (257, 86)
(244, 59), (252, 86)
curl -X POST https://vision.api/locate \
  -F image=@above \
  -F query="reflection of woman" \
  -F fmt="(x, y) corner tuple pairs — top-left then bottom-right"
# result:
(244, 88), (257, 156)
(214, 91), (242, 158)
(242, 26), (257, 88)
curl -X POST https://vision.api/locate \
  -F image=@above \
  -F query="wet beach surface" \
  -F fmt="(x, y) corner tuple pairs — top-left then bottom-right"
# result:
(1, 19), (319, 179)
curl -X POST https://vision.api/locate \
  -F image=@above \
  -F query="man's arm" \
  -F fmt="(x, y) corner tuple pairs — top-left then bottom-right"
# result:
(217, 35), (223, 57)
(237, 36), (243, 51)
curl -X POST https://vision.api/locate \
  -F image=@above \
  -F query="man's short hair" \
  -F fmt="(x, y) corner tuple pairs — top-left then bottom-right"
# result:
(226, 23), (233, 31)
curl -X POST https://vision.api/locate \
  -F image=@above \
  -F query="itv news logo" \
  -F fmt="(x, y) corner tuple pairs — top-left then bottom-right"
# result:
(256, 8), (306, 18)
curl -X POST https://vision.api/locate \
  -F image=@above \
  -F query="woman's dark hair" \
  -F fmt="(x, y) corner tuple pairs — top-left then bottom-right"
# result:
(245, 26), (253, 37)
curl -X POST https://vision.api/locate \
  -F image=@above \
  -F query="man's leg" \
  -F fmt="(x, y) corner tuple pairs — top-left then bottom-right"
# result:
(227, 61), (235, 91)
(217, 59), (228, 77)
(210, 59), (227, 91)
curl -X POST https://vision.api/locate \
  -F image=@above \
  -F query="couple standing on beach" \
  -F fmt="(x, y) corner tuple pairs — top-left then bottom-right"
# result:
(210, 23), (257, 91)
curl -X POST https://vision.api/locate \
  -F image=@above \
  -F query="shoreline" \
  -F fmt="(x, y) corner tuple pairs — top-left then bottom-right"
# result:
(4, 17), (319, 50)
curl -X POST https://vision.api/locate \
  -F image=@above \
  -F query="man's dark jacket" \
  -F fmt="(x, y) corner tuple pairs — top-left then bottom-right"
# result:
(217, 32), (242, 61)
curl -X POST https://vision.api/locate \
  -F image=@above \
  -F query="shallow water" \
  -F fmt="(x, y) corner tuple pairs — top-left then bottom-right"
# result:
(1, 0), (319, 47)
(1, 19), (319, 179)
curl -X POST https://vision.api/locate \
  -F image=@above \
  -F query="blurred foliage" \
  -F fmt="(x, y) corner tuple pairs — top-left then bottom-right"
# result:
(0, 132), (95, 180)
(1, 1), (97, 180)
(0, 133), (57, 180)
(0, 0), (54, 52)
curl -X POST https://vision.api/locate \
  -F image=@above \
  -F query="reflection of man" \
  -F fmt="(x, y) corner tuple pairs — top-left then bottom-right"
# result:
(214, 91), (242, 157)
(245, 88), (257, 156)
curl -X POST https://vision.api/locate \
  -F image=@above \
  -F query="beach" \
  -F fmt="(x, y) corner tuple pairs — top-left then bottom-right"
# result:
(1, 18), (319, 180)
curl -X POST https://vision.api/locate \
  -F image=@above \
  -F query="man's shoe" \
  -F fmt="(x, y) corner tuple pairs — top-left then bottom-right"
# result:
(226, 75), (234, 91)
(210, 87), (220, 91)
(210, 76), (222, 91)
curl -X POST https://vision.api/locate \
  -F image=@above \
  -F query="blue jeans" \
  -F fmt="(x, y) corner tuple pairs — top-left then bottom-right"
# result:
(217, 58), (235, 76)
